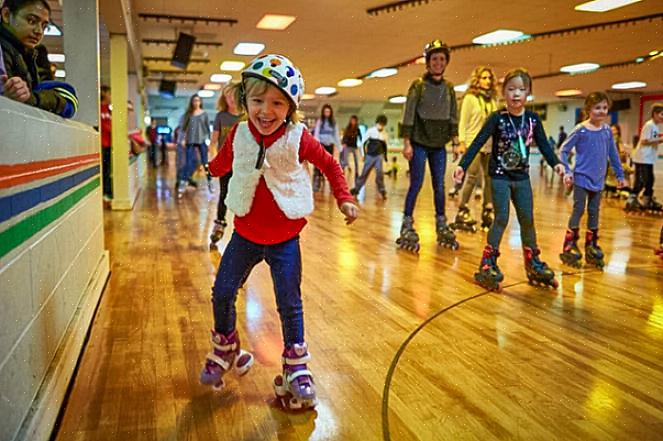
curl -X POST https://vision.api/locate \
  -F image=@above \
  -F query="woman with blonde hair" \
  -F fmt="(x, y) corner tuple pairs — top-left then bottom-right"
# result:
(450, 66), (498, 233)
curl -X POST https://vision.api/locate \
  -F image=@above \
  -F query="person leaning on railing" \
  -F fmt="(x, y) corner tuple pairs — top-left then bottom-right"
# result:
(0, 0), (77, 118)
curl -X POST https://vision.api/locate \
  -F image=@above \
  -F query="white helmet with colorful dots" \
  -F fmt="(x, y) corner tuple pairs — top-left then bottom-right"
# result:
(241, 54), (305, 108)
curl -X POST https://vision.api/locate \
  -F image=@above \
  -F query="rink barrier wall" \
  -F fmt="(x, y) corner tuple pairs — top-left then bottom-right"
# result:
(0, 96), (110, 441)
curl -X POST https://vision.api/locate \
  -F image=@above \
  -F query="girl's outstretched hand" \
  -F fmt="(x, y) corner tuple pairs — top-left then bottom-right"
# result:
(554, 164), (566, 176)
(453, 166), (465, 184)
(340, 201), (359, 225)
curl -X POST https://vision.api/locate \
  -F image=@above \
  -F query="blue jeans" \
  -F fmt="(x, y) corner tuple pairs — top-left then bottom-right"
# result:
(212, 232), (304, 345)
(404, 142), (447, 217)
(488, 178), (537, 249)
(183, 143), (208, 181)
(354, 154), (385, 194)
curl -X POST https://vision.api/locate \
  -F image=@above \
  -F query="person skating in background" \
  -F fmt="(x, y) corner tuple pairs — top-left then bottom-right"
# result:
(559, 92), (625, 269)
(312, 103), (341, 192)
(351, 114), (389, 199)
(177, 94), (211, 197)
(625, 103), (663, 213)
(604, 124), (633, 198)
(454, 68), (565, 291)
(398, 39), (460, 252)
(340, 115), (362, 186)
(208, 83), (243, 250)
(199, 54), (359, 410)
(450, 66), (498, 234)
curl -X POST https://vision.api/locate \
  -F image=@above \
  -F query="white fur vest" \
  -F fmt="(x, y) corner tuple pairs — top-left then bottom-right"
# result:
(225, 122), (314, 219)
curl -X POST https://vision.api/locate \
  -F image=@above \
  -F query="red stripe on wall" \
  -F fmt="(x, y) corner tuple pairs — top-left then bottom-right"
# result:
(0, 153), (100, 189)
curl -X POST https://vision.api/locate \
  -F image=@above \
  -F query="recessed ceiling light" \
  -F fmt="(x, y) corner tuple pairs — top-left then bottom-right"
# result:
(204, 83), (223, 90)
(415, 57), (425, 65)
(54, 69), (65, 78)
(649, 50), (660, 56)
(198, 90), (216, 98)
(48, 53), (65, 63)
(388, 95), (406, 104)
(315, 87), (336, 95)
(611, 81), (647, 90)
(526, 95), (535, 102)
(44, 23), (62, 36)
(472, 29), (529, 45)
(219, 61), (245, 71)
(560, 62), (600, 74)
(555, 89), (583, 97)
(368, 68), (398, 78)
(635, 57), (645, 63)
(337, 78), (363, 87)
(256, 14), (296, 30)
(301, 94), (316, 100)
(575, 0), (642, 12)
(454, 84), (468, 93)
(233, 42), (265, 56)
(210, 73), (233, 83)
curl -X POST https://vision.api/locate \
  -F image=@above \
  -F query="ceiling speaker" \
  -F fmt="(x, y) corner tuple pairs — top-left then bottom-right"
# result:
(171, 33), (196, 69)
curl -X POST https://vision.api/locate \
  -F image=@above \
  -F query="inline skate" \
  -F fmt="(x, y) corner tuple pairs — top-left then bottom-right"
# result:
(642, 196), (663, 214)
(203, 164), (214, 192)
(273, 342), (318, 410)
(480, 207), (494, 232)
(436, 215), (460, 250)
(449, 206), (477, 233)
(585, 229), (605, 269)
(209, 220), (227, 251)
(448, 183), (460, 199)
(176, 180), (186, 199)
(396, 215), (420, 252)
(200, 330), (254, 391)
(624, 194), (642, 213)
(523, 247), (558, 289)
(474, 245), (504, 292)
(559, 228), (582, 268)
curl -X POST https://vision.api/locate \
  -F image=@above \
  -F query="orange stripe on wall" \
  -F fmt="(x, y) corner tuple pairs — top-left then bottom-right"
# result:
(0, 153), (100, 189)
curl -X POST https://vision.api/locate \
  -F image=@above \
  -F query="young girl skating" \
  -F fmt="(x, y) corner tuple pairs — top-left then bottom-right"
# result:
(559, 92), (625, 269)
(199, 54), (359, 410)
(453, 68), (565, 291)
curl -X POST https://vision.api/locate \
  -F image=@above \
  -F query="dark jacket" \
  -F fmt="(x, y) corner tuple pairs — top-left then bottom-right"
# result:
(0, 24), (68, 115)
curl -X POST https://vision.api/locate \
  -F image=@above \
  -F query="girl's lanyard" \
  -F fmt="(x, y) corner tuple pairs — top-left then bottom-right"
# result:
(507, 113), (528, 158)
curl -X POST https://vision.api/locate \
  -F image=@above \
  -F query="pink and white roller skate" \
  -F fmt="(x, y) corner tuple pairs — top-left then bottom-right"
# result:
(273, 342), (318, 410)
(200, 330), (254, 391)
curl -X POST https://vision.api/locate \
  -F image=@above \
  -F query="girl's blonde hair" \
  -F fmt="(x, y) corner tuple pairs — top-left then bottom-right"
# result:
(215, 82), (236, 112)
(502, 68), (533, 95)
(230, 77), (301, 123)
(467, 66), (497, 99)
(583, 91), (611, 119)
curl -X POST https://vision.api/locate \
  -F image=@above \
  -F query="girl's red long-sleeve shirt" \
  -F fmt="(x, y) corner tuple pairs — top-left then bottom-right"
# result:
(209, 121), (354, 245)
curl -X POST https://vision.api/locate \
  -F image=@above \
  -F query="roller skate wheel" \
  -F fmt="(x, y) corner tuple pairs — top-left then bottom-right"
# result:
(234, 350), (254, 376)
(209, 243), (217, 251)
(212, 378), (226, 391)
(273, 376), (288, 398)
(551, 279), (559, 289)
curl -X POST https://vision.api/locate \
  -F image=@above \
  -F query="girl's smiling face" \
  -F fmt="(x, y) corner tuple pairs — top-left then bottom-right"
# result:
(247, 84), (291, 135)
(588, 100), (609, 125)
(503, 76), (529, 113)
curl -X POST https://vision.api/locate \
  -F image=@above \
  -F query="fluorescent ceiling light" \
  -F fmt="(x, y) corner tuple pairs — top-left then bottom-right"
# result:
(256, 14), (296, 30)
(555, 89), (583, 97)
(315, 87), (336, 95)
(44, 24), (61, 36)
(611, 81), (646, 90)
(48, 53), (65, 63)
(415, 57), (425, 65)
(144, 116), (151, 125)
(560, 62), (600, 73)
(388, 96), (406, 104)
(210, 73), (233, 83)
(233, 42), (265, 56)
(454, 84), (468, 93)
(54, 69), (65, 78)
(204, 83), (223, 90)
(575, 0), (642, 12)
(368, 67), (398, 78)
(198, 90), (215, 98)
(337, 78), (363, 87)
(219, 61), (245, 71)
(472, 29), (529, 45)
(526, 95), (535, 102)
(301, 94), (315, 100)
(649, 50), (660, 56)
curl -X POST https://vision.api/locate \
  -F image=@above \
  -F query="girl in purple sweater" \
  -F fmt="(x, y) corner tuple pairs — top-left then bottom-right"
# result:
(559, 92), (625, 269)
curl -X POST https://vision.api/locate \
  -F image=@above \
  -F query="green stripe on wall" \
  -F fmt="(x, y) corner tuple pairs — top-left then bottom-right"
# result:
(0, 178), (100, 260)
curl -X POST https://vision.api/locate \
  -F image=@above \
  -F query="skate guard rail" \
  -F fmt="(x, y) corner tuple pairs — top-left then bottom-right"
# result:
(0, 96), (110, 441)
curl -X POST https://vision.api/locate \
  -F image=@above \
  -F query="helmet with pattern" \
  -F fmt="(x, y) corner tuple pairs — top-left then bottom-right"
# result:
(241, 54), (305, 109)
(423, 39), (450, 63)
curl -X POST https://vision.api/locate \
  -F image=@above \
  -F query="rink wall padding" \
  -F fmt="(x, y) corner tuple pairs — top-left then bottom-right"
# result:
(0, 96), (110, 441)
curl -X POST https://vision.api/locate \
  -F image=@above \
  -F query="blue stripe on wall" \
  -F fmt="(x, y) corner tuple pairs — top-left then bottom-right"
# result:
(0, 166), (100, 223)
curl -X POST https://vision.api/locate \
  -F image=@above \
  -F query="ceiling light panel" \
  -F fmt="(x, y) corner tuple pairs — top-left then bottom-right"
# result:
(472, 29), (529, 45)
(560, 62), (600, 73)
(388, 96), (406, 104)
(198, 90), (215, 98)
(611, 81), (646, 90)
(256, 14), (296, 30)
(368, 68), (398, 78)
(575, 0), (642, 12)
(210, 73), (233, 83)
(233, 43), (265, 56)
(315, 87), (336, 95)
(337, 78), (363, 87)
(555, 89), (583, 97)
(48, 53), (65, 63)
(454, 84), (468, 93)
(220, 61), (246, 71)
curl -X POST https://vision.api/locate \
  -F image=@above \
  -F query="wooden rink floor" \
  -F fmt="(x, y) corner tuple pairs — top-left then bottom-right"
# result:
(55, 157), (663, 441)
